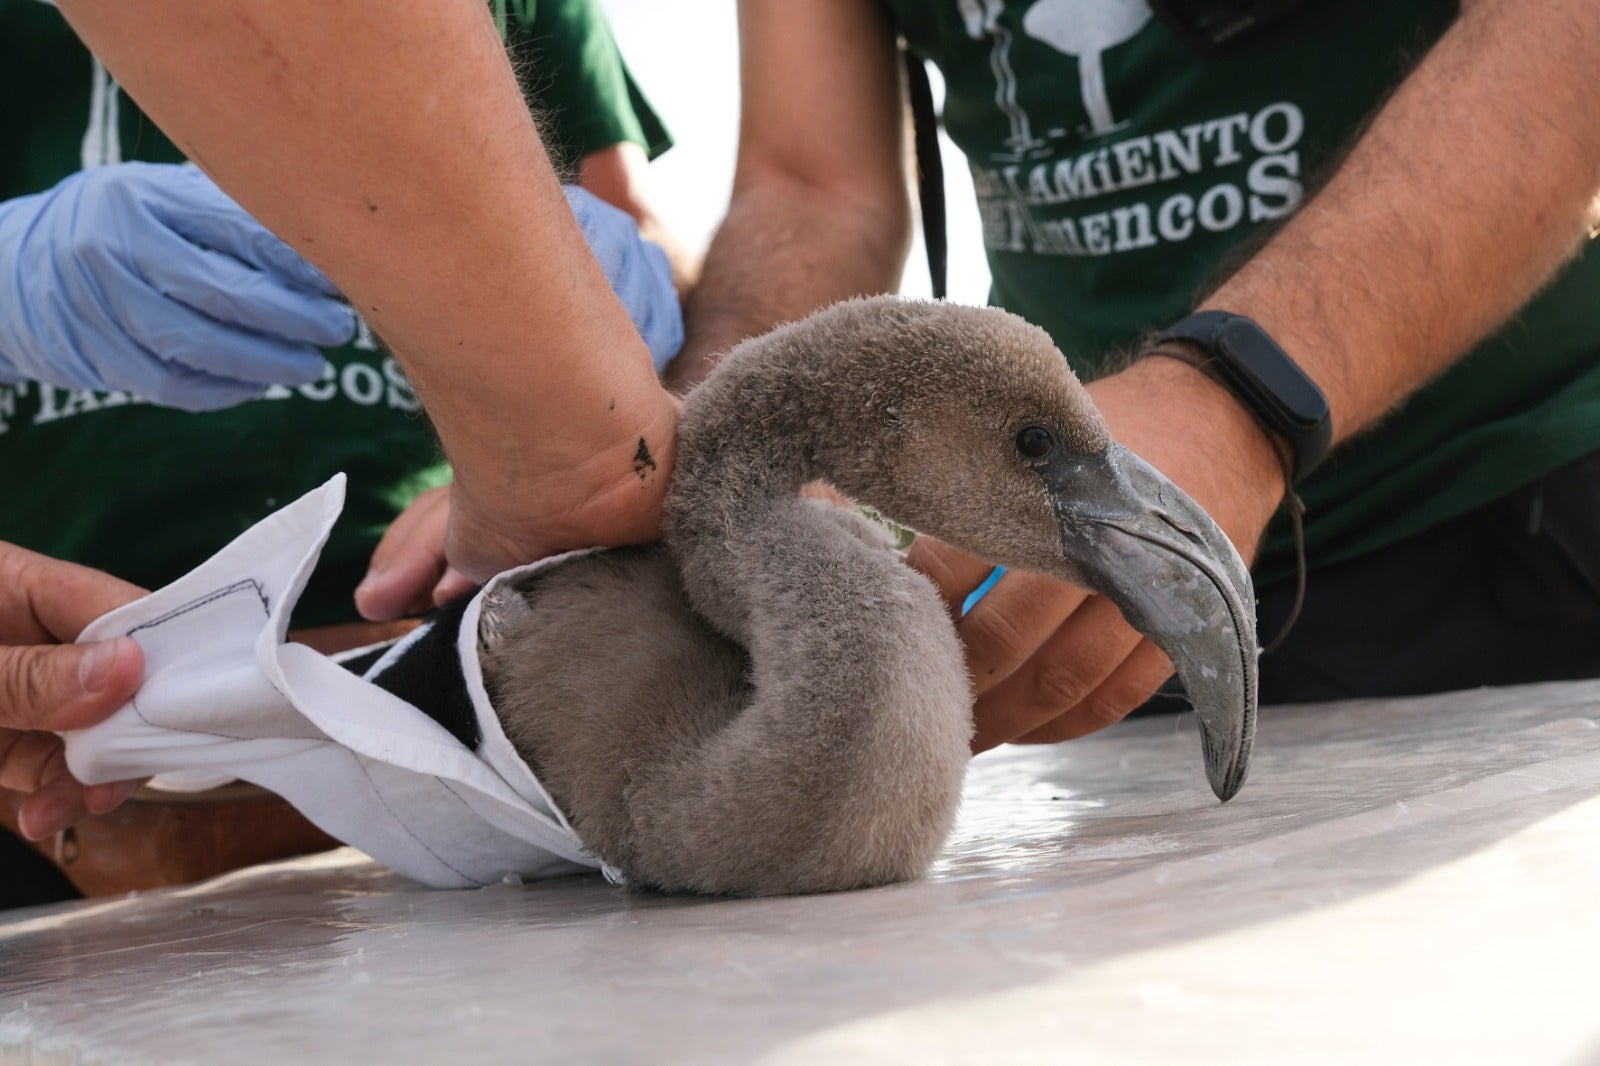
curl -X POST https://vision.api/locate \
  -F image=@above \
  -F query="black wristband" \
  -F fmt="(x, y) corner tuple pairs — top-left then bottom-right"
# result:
(1152, 311), (1332, 484)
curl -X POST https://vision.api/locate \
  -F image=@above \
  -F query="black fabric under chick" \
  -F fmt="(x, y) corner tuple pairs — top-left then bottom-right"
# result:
(359, 592), (483, 750)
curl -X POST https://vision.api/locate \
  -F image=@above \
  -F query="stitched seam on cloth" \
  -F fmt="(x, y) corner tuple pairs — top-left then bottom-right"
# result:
(351, 753), (481, 885)
(126, 581), (275, 740)
(435, 779), (482, 819)
(125, 580), (270, 638)
(110, 575), (488, 884)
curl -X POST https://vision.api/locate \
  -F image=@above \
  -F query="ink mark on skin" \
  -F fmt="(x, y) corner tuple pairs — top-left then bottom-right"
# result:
(633, 437), (656, 478)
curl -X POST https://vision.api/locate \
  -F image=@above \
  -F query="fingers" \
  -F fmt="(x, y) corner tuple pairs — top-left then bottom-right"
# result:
(0, 546), (147, 838)
(905, 536), (996, 619)
(156, 164), (345, 296)
(132, 205), (353, 350)
(0, 637), (143, 734)
(431, 567), (477, 608)
(907, 537), (1174, 752)
(122, 361), (287, 413)
(85, 779), (144, 816)
(1010, 640), (1175, 745)
(958, 568), (1092, 697)
(357, 486), (453, 621)
(5, 739), (140, 841)
(103, 256), (339, 390)
(1, 694), (141, 845)
(29, 777), (142, 839)
(56, 164), (346, 407)
(561, 185), (683, 371)
(0, 542), (146, 645)
(146, 241), (355, 351)
(968, 595), (1145, 751)
(4, 739), (82, 840)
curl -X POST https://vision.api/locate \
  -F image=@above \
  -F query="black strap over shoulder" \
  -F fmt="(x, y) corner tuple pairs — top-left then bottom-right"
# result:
(902, 45), (948, 302)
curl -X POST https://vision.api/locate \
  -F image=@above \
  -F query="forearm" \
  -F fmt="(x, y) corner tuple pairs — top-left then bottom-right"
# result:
(670, 178), (910, 392)
(1101, 0), (1600, 564)
(1194, 0), (1600, 444)
(57, 0), (675, 539)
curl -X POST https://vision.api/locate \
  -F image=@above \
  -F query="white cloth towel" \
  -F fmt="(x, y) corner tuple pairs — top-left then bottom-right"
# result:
(64, 476), (614, 888)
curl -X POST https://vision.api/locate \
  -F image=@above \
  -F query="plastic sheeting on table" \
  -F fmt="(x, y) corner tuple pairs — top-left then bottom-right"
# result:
(4, 679), (1600, 1065)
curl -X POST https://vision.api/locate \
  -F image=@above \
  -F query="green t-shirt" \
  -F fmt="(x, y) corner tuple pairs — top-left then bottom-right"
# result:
(886, 0), (1600, 588)
(0, 0), (669, 626)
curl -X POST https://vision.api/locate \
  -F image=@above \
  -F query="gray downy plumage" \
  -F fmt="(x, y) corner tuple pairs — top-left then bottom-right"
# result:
(481, 296), (1257, 897)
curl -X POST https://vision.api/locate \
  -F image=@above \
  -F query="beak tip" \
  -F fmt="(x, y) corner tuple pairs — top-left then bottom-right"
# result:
(1210, 768), (1247, 803)
(1200, 721), (1252, 802)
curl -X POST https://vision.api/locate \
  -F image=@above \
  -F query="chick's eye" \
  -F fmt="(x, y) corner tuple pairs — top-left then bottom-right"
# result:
(1015, 425), (1055, 460)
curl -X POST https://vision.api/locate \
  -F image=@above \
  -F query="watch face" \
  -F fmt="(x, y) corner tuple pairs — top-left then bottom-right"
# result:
(1214, 318), (1329, 431)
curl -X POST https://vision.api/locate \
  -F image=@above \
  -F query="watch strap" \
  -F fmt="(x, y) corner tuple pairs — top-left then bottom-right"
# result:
(1154, 311), (1332, 485)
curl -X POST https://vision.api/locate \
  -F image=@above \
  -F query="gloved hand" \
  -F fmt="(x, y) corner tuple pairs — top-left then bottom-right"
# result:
(563, 185), (682, 371)
(0, 162), (355, 411)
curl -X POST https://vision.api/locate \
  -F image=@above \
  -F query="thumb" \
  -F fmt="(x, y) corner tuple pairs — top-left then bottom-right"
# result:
(431, 567), (477, 608)
(0, 637), (143, 734)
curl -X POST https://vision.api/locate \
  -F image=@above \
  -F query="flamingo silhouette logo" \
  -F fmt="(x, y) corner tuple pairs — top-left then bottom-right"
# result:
(1022, 0), (1153, 137)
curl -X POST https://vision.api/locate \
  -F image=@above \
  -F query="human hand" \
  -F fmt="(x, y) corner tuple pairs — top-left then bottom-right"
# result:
(356, 398), (681, 617)
(1, 544), (146, 840)
(359, 359), (678, 605)
(908, 356), (1285, 751)
(357, 184), (684, 618)
(0, 162), (355, 411)
(563, 186), (683, 371)
(355, 486), (477, 621)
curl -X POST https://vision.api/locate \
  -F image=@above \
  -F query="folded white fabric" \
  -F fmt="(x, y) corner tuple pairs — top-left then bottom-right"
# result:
(64, 476), (614, 889)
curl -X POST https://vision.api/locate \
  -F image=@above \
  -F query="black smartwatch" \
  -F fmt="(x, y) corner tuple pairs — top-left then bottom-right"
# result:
(1153, 311), (1332, 484)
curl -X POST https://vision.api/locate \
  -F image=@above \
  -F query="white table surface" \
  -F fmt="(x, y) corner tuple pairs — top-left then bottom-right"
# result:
(5, 681), (1599, 1065)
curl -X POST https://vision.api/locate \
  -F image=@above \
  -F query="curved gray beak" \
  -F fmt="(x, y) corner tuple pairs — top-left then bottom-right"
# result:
(1039, 443), (1258, 801)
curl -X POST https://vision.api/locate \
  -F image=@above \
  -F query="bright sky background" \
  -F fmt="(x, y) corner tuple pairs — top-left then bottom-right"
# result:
(599, 0), (994, 306)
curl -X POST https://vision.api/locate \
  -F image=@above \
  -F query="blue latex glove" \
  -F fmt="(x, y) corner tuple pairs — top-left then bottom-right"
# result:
(0, 162), (355, 411)
(563, 185), (683, 372)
